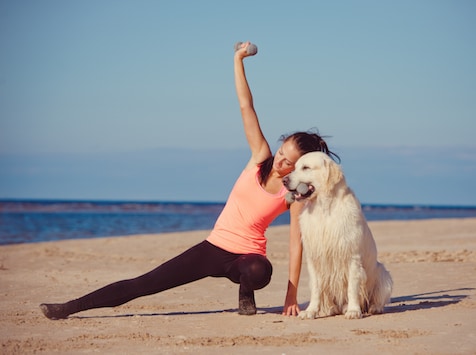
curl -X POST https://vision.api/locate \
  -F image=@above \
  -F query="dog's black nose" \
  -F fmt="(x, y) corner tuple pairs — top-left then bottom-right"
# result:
(282, 175), (289, 186)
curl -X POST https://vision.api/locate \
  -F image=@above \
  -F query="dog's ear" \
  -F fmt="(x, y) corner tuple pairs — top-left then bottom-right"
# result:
(324, 158), (343, 190)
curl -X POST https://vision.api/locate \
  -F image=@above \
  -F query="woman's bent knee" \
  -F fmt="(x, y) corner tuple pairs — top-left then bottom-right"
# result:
(237, 254), (273, 290)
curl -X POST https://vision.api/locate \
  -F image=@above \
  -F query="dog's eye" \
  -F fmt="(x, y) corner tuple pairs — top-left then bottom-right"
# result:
(302, 165), (310, 171)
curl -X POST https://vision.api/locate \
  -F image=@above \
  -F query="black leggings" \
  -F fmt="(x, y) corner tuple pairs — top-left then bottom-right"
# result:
(65, 241), (273, 314)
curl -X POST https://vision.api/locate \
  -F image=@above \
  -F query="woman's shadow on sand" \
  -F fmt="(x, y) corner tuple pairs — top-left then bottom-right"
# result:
(72, 287), (474, 319)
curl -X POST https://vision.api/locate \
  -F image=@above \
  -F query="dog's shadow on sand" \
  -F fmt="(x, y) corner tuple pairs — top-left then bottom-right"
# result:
(72, 287), (474, 319)
(384, 287), (474, 313)
(256, 287), (475, 316)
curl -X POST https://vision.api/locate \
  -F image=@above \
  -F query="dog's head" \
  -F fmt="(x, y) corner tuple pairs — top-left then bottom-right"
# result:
(282, 151), (343, 203)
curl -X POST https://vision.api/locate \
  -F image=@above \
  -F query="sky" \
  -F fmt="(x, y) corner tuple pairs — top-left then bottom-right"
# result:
(1, 0), (475, 205)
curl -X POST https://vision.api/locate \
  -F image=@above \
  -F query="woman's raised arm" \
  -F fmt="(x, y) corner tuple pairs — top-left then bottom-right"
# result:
(234, 42), (272, 168)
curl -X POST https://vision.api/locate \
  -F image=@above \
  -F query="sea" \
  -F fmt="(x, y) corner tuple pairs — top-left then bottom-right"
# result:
(1, 199), (476, 245)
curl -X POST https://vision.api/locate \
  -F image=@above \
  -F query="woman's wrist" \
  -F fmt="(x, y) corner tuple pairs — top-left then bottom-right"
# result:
(234, 51), (246, 62)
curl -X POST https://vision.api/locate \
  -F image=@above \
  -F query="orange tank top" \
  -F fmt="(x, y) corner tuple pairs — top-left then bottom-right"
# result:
(206, 165), (288, 256)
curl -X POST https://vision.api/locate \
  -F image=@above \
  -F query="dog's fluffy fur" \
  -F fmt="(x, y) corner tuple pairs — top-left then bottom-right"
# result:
(283, 152), (393, 319)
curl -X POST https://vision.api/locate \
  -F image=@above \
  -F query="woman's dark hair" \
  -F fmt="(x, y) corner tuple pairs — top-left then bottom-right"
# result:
(258, 129), (340, 184)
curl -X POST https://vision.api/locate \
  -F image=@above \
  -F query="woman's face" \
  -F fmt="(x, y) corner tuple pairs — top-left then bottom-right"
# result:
(273, 140), (301, 177)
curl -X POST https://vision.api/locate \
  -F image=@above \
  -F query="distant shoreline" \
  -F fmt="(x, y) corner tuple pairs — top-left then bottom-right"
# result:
(1, 199), (476, 245)
(1, 198), (475, 209)
(0, 200), (476, 245)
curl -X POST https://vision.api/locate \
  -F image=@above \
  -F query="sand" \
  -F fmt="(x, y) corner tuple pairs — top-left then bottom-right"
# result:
(1, 218), (476, 354)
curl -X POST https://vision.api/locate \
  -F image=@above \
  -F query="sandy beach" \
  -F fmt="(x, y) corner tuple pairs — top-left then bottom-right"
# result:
(1, 218), (475, 354)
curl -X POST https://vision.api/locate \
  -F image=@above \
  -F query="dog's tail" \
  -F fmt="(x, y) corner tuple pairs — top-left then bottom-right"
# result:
(368, 262), (393, 314)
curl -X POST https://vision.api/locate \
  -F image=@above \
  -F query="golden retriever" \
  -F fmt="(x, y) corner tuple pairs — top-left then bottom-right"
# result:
(283, 151), (393, 319)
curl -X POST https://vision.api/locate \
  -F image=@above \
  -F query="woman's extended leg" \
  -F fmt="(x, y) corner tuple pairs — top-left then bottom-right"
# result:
(40, 241), (239, 319)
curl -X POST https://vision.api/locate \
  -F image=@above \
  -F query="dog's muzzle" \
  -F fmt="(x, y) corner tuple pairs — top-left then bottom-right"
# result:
(282, 176), (315, 203)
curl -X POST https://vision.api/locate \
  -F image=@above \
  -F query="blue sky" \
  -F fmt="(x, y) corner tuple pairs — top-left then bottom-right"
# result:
(1, 0), (475, 205)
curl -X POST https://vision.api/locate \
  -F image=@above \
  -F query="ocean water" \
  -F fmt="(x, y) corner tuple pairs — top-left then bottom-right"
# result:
(1, 200), (476, 245)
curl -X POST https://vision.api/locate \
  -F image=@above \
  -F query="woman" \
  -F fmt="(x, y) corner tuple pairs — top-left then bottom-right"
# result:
(40, 42), (339, 320)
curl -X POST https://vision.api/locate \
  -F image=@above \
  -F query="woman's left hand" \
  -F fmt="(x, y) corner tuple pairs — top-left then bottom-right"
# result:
(282, 281), (301, 316)
(282, 295), (300, 316)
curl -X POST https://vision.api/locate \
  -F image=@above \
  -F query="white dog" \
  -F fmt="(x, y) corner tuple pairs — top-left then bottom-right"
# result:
(283, 151), (393, 319)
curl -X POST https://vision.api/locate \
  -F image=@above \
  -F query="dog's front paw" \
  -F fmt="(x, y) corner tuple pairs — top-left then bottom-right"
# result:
(344, 309), (362, 319)
(298, 309), (318, 320)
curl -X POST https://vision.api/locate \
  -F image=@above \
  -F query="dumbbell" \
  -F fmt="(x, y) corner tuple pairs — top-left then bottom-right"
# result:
(234, 42), (258, 56)
(285, 183), (311, 204)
